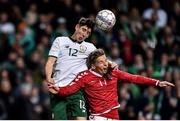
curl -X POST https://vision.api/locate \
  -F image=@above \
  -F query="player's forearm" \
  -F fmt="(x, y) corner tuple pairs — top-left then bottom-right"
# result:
(58, 76), (83, 96)
(115, 70), (159, 86)
(45, 58), (55, 81)
(45, 64), (53, 81)
(58, 85), (80, 96)
(132, 75), (159, 86)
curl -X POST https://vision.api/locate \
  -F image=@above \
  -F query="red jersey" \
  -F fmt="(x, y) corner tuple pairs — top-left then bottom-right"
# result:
(58, 69), (159, 118)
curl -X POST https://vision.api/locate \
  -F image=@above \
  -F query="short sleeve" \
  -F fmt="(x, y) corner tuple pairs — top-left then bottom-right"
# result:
(48, 37), (61, 57)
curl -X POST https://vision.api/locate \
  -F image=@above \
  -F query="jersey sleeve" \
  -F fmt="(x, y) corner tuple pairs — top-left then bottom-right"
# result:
(91, 44), (97, 51)
(88, 43), (96, 53)
(58, 72), (86, 96)
(113, 70), (159, 86)
(48, 37), (61, 57)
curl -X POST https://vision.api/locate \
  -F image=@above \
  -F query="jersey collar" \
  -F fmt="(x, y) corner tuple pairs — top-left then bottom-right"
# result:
(69, 36), (83, 44)
(89, 69), (102, 77)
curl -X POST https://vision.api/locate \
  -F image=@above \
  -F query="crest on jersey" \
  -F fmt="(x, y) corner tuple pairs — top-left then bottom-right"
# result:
(79, 45), (87, 53)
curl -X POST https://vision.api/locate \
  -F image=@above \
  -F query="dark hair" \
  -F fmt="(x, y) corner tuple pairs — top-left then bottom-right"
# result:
(78, 17), (95, 31)
(86, 49), (105, 69)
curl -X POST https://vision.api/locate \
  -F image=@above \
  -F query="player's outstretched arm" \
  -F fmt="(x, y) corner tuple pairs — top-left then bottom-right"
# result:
(114, 70), (175, 87)
(158, 81), (175, 87)
(48, 72), (85, 96)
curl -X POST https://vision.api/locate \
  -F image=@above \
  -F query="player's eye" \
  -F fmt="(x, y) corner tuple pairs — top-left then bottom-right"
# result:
(82, 28), (86, 32)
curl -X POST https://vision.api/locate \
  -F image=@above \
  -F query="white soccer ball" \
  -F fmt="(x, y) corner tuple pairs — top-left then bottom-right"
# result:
(95, 9), (116, 31)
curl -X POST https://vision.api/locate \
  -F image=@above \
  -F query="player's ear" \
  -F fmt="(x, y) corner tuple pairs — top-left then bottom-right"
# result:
(75, 24), (80, 30)
(91, 64), (96, 70)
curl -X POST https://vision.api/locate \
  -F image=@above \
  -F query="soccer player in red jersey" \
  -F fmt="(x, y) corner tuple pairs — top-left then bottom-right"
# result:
(48, 49), (175, 120)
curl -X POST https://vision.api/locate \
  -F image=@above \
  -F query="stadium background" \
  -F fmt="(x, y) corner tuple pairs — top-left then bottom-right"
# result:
(0, 0), (179, 120)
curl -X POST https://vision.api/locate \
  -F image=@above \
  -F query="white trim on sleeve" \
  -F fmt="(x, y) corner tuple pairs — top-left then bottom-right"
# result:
(155, 80), (159, 86)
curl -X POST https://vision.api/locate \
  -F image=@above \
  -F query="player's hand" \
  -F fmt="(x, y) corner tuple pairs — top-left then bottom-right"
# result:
(47, 83), (59, 94)
(48, 86), (59, 94)
(46, 79), (59, 94)
(158, 81), (175, 87)
(109, 61), (118, 70)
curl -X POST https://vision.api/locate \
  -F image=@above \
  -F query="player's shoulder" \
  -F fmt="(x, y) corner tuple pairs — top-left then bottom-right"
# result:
(82, 41), (95, 46)
(53, 36), (71, 45)
(55, 36), (69, 41)
(111, 69), (126, 77)
(82, 42), (96, 50)
(111, 69), (121, 75)
(76, 70), (91, 78)
(112, 69), (122, 73)
(78, 70), (90, 76)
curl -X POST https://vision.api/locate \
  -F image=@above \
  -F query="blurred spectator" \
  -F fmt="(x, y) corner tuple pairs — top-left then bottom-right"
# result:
(129, 7), (142, 40)
(107, 42), (123, 67)
(0, 12), (15, 34)
(0, 33), (10, 62)
(136, 86), (160, 120)
(117, 0), (129, 13)
(0, 78), (15, 119)
(14, 57), (26, 84)
(1, 51), (18, 72)
(53, 17), (70, 37)
(118, 13), (132, 40)
(118, 29), (133, 65)
(143, 0), (168, 28)
(9, 22), (35, 56)
(145, 47), (155, 66)
(25, 3), (38, 26)
(170, 1), (180, 35)
(160, 83), (177, 119)
(141, 19), (158, 49)
(39, 81), (51, 119)
(128, 54), (145, 74)
(13, 83), (33, 119)
(9, 5), (23, 25)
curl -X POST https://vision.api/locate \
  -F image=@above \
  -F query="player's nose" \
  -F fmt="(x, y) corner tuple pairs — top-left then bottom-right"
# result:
(104, 62), (108, 67)
(81, 33), (86, 38)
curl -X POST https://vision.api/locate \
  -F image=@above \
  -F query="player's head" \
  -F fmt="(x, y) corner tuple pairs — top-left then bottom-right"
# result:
(86, 49), (109, 75)
(78, 17), (95, 31)
(73, 17), (95, 42)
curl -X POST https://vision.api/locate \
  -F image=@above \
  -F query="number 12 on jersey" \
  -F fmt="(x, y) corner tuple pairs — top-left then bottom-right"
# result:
(69, 48), (78, 56)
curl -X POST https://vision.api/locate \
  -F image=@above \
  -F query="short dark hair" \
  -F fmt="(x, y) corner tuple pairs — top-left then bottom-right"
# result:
(86, 49), (105, 69)
(78, 17), (95, 31)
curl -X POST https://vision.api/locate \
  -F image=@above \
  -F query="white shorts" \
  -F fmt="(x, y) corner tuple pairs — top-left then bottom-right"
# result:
(89, 115), (119, 121)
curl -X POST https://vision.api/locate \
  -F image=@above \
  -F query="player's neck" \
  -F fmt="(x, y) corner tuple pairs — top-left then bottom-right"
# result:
(70, 35), (83, 44)
(90, 69), (104, 76)
(89, 69), (103, 77)
(70, 34), (76, 40)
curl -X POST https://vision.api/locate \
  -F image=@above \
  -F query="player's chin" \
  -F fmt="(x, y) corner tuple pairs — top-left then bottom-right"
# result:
(77, 38), (83, 42)
(78, 36), (86, 41)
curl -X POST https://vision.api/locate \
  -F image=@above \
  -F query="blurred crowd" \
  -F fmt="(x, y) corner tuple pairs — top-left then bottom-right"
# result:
(0, 0), (179, 120)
